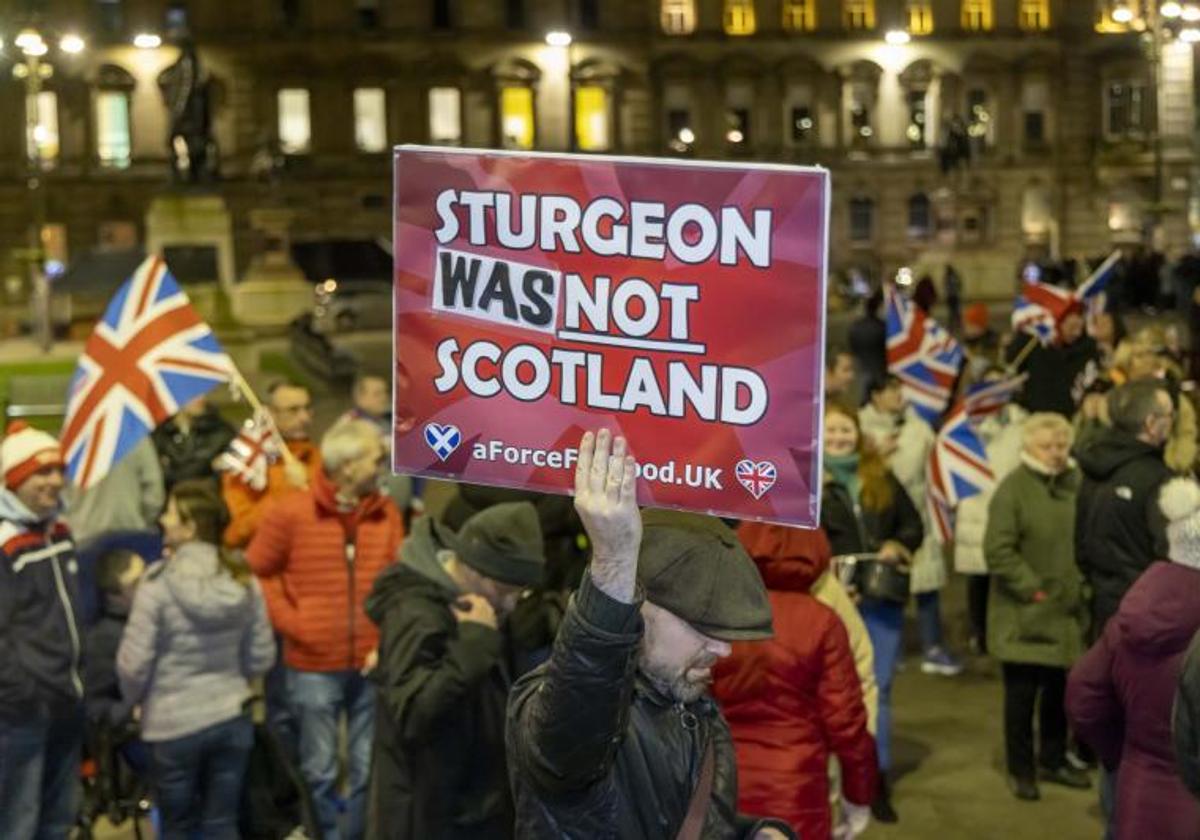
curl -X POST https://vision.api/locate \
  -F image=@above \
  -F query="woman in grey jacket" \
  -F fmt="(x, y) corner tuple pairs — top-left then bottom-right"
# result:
(118, 480), (276, 839)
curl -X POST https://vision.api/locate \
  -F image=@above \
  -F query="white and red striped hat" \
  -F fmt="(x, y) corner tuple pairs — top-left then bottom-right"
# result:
(1, 421), (64, 490)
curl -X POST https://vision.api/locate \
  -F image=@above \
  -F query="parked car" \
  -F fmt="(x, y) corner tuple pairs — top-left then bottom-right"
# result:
(295, 238), (392, 333)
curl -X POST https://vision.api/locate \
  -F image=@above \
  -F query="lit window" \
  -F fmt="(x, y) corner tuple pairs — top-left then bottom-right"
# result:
(277, 88), (311, 154)
(429, 87), (462, 145)
(1022, 78), (1047, 146)
(961, 0), (993, 31)
(96, 91), (132, 168)
(575, 85), (610, 151)
(906, 90), (927, 148)
(1096, 1), (1141, 32)
(724, 0), (756, 34)
(353, 88), (387, 152)
(849, 197), (874, 243)
(782, 0), (816, 30)
(27, 91), (59, 168)
(906, 1), (933, 34)
(662, 0), (696, 34)
(844, 0), (876, 29)
(1018, 0), (1049, 30)
(791, 105), (815, 143)
(500, 86), (534, 150)
(1106, 80), (1148, 137)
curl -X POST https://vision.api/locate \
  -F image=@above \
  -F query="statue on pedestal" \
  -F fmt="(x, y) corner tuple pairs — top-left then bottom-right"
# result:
(158, 40), (217, 184)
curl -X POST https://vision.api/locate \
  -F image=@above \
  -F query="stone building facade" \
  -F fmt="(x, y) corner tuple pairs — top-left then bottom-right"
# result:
(0, 0), (1193, 301)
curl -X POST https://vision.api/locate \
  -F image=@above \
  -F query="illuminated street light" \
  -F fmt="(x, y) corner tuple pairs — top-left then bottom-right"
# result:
(1162, 1), (1183, 17)
(885, 29), (911, 45)
(1183, 4), (1200, 21)
(545, 31), (572, 47)
(1182, 26), (1200, 40)
(133, 32), (162, 49)
(59, 34), (85, 54)
(1112, 3), (1135, 22)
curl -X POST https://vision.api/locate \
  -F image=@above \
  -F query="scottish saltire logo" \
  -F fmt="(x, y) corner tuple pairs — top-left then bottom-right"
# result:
(61, 256), (232, 489)
(424, 422), (462, 461)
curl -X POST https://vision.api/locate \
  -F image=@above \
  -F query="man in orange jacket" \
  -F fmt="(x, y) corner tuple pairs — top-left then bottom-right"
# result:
(247, 417), (403, 840)
(222, 380), (322, 549)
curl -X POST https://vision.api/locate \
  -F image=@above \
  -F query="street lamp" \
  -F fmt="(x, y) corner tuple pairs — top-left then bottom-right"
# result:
(3, 24), (85, 352)
(885, 29), (911, 45)
(133, 32), (162, 49)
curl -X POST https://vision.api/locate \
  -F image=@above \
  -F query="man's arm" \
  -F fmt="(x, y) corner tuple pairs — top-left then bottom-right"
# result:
(222, 472), (268, 549)
(508, 429), (644, 796)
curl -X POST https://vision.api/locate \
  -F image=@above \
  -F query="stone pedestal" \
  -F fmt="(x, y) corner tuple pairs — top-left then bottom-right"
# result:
(145, 193), (236, 294)
(230, 207), (311, 327)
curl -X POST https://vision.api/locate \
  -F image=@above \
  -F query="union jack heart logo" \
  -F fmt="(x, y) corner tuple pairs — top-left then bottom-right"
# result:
(735, 459), (777, 500)
(423, 422), (462, 462)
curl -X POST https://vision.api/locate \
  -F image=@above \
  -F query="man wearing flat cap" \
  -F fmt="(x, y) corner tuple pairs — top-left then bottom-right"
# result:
(507, 429), (795, 839)
(364, 501), (546, 840)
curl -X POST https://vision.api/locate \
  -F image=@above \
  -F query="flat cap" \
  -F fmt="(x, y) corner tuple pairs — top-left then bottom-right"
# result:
(458, 501), (546, 587)
(638, 509), (773, 641)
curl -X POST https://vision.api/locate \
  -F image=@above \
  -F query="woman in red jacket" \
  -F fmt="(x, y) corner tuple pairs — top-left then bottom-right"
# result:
(713, 523), (878, 838)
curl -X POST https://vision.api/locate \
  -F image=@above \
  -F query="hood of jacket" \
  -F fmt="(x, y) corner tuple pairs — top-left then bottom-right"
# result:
(0, 486), (59, 526)
(1076, 429), (1164, 481)
(364, 515), (459, 624)
(161, 541), (251, 629)
(1116, 561), (1200, 655)
(736, 521), (830, 593)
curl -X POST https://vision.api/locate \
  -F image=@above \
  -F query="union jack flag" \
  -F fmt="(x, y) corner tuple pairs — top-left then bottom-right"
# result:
(885, 286), (964, 426)
(1012, 250), (1120, 346)
(961, 374), (1029, 424)
(927, 403), (996, 543)
(216, 412), (279, 492)
(61, 256), (232, 490)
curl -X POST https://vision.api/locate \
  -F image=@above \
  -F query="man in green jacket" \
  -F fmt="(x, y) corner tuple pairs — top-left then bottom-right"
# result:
(986, 412), (1092, 801)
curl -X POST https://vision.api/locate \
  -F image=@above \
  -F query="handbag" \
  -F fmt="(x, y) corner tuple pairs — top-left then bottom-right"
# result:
(832, 553), (911, 604)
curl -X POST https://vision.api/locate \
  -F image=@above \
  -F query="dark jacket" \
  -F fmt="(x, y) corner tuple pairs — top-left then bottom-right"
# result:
(365, 517), (512, 840)
(1075, 431), (1172, 637)
(1067, 562), (1200, 840)
(151, 405), (236, 490)
(713, 533), (877, 838)
(506, 574), (793, 839)
(848, 314), (887, 387)
(0, 489), (83, 719)
(1173, 629), (1200, 801)
(84, 604), (133, 727)
(1007, 334), (1101, 418)
(820, 473), (924, 559)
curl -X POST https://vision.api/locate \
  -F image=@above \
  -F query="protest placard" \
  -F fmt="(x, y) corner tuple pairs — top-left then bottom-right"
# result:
(393, 146), (828, 527)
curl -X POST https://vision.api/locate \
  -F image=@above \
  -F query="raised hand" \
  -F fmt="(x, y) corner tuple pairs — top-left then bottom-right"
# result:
(574, 429), (640, 604)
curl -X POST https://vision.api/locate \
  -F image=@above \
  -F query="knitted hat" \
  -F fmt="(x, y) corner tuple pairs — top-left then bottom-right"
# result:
(1, 421), (64, 490)
(457, 501), (546, 587)
(1159, 477), (1200, 568)
(638, 509), (773, 641)
(964, 303), (990, 332)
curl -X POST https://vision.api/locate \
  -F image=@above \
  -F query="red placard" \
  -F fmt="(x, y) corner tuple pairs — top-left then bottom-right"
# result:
(393, 146), (828, 527)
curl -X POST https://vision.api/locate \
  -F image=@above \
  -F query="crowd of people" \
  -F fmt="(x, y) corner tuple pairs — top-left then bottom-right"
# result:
(5, 249), (1200, 840)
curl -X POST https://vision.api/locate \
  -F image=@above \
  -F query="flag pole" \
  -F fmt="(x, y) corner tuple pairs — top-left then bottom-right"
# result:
(228, 370), (303, 473)
(1006, 334), (1040, 374)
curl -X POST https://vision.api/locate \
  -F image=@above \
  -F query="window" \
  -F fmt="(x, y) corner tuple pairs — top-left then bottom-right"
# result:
(1018, 0), (1049, 30)
(906, 1), (933, 34)
(1022, 78), (1048, 146)
(849, 197), (874, 243)
(433, 0), (452, 28)
(96, 0), (123, 34)
(1096, 1), (1140, 31)
(725, 109), (750, 146)
(281, 0), (301, 27)
(575, 86), (610, 151)
(1106, 81), (1148, 137)
(791, 105), (815, 143)
(1024, 111), (1045, 144)
(966, 87), (992, 148)
(96, 91), (132, 168)
(667, 108), (694, 153)
(961, 0), (992, 31)
(844, 0), (875, 29)
(906, 90), (927, 148)
(429, 87), (462, 145)
(27, 91), (59, 168)
(782, 0), (816, 30)
(99, 221), (138, 252)
(165, 2), (188, 32)
(277, 88), (311, 154)
(500, 86), (534, 149)
(356, 0), (380, 29)
(724, 0), (756, 35)
(505, 0), (525, 28)
(579, 0), (600, 29)
(908, 193), (931, 239)
(849, 84), (873, 144)
(662, 0), (697, 34)
(354, 88), (387, 152)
